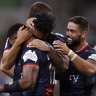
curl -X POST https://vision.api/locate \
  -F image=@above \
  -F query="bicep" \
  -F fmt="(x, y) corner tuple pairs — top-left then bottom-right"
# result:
(19, 65), (39, 89)
(87, 59), (96, 66)
(23, 65), (39, 80)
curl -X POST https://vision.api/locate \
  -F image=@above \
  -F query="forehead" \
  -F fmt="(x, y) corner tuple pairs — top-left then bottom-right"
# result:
(67, 22), (79, 30)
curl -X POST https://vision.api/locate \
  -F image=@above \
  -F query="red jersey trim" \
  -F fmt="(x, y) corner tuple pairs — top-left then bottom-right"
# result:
(76, 43), (88, 52)
(4, 48), (10, 51)
(23, 63), (39, 67)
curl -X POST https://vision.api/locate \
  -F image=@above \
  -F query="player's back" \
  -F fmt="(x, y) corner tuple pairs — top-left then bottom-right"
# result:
(21, 45), (55, 96)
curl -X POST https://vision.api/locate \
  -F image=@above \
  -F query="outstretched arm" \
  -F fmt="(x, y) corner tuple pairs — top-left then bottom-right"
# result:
(27, 39), (69, 72)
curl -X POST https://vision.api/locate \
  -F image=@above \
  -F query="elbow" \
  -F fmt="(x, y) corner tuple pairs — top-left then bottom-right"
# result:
(23, 80), (36, 89)
(86, 68), (96, 77)
(27, 81), (36, 89)
(1, 62), (11, 70)
(61, 56), (69, 72)
(61, 62), (69, 73)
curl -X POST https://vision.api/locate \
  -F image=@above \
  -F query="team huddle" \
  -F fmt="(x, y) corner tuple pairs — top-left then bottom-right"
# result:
(0, 2), (96, 96)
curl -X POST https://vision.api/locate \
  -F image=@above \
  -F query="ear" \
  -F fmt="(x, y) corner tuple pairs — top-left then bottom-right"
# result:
(81, 31), (87, 39)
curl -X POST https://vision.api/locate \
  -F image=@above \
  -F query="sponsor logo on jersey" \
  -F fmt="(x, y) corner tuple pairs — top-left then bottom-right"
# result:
(69, 75), (79, 83)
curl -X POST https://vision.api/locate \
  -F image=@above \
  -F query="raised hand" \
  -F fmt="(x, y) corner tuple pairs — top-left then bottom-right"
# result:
(16, 26), (32, 44)
(26, 18), (37, 29)
(53, 40), (70, 55)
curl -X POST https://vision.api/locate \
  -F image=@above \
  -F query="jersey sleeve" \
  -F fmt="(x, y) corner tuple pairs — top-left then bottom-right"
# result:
(88, 51), (96, 62)
(3, 38), (12, 54)
(53, 33), (67, 43)
(22, 48), (39, 67)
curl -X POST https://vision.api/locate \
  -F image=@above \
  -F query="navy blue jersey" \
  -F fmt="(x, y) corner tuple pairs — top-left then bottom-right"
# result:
(4, 33), (66, 96)
(46, 33), (67, 45)
(20, 47), (55, 96)
(60, 43), (96, 96)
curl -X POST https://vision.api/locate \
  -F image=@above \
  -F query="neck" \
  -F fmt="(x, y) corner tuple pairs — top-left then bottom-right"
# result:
(22, 38), (34, 50)
(73, 40), (87, 52)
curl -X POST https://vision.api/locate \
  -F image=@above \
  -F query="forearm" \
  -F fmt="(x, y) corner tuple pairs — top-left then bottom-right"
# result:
(1, 67), (14, 78)
(48, 47), (69, 72)
(0, 79), (34, 93)
(1, 40), (23, 70)
(18, 78), (35, 91)
(72, 56), (95, 76)
(18, 66), (38, 91)
(68, 50), (96, 76)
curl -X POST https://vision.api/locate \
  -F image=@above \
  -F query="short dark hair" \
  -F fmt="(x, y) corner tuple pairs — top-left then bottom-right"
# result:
(28, 2), (53, 18)
(69, 16), (89, 31)
(7, 23), (26, 40)
(33, 14), (55, 34)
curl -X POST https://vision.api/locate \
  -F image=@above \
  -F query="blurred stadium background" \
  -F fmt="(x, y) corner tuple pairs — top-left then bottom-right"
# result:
(0, 0), (96, 96)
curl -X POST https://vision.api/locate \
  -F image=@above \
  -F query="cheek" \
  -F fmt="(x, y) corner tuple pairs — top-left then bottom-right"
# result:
(72, 33), (80, 39)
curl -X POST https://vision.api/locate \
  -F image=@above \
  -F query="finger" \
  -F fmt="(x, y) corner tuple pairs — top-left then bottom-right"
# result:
(27, 44), (35, 48)
(30, 17), (37, 22)
(57, 52), (63, 57)
(53, 41), (60, 45)
(26, 23), (33, 29)
(18, 25), (24, 31)
(26, 18), (37, 28)
(55, 48), (63, 52)
(30, 22), (34, 26)
(54, 44), (61, 48)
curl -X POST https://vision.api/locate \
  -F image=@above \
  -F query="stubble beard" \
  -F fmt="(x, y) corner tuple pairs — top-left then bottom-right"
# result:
(66, 35), (81, 50)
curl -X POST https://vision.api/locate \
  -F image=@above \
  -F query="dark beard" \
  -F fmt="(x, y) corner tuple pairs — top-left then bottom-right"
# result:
(66, 35), (81, 50)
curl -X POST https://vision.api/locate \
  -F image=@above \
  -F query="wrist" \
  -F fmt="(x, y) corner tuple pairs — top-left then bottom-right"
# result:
(67, 49), (72, 56)
(47, 46), (51, 52)
(15, 39), (24, 46)
(67, 49), (77, 61)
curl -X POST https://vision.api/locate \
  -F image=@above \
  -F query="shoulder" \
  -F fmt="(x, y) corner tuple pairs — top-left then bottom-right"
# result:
(4, 38), (12, 49)
(51, 33), (67, 43)
(52, 32), (64, 38)
(22, 47), (38, 63)
(4, 38), (12, 53)
(88, 51), (96, 62)
(86, 45), (96, 62)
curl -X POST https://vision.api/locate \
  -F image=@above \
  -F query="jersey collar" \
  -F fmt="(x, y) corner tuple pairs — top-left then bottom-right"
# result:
(76, 43), (88, 52)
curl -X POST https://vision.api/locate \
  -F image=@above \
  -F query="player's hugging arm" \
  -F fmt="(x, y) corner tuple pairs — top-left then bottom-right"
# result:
(27, 39), (69, 73)
(1, 25), (32, 70)
(53, 40), (96, 76)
